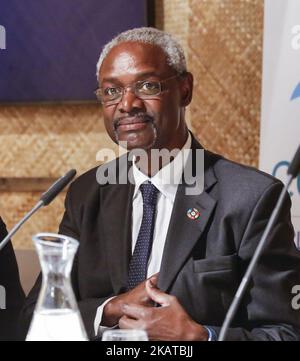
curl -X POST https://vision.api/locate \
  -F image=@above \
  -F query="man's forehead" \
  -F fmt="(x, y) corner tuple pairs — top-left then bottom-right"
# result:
(99, 41), (169, 80)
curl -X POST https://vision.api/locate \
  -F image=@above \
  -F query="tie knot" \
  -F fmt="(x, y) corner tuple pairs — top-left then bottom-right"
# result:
(139, 182), (158, 206)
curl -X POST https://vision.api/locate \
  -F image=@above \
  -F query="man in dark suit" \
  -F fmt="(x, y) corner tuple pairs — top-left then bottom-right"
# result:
(22, 27), (300, 340)
(0, 217), (25, 340)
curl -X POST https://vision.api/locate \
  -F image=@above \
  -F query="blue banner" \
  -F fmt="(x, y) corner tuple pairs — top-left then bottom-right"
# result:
(0, 0), (147, 102)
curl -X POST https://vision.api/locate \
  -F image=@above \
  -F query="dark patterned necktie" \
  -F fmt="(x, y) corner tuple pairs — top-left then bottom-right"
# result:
(127, 181), (159, 290)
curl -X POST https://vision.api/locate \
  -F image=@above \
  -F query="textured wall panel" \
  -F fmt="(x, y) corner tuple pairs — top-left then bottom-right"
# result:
(0, 192), (65, 250)
(155, 0), (192, 126)
(188, 0), (263, 167)
(0, 104), (118, 177)
(155, 0), (190, 57)
(0, 103), (118, 249)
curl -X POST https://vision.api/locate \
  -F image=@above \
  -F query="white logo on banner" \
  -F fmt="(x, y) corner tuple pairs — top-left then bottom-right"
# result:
(260, 0), (300, 249)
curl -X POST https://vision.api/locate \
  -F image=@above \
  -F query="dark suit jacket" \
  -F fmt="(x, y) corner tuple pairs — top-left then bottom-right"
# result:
(0, 217), (25, 340)
(22, 136), (300, 340)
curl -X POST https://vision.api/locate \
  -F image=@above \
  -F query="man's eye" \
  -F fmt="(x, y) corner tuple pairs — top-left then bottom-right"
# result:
(142, 82), (159, 91)
(142, 81), (158, 90)
(104, 87), (121, 97)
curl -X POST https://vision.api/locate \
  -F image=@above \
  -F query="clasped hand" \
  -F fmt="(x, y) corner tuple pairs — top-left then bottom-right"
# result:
(102, 274), (208, 341)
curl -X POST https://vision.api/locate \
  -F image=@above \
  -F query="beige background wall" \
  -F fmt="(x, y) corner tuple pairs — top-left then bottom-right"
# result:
(0, 0), (264, 249)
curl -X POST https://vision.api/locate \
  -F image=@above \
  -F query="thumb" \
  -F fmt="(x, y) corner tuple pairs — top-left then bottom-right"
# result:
(145, 279), (171, 306)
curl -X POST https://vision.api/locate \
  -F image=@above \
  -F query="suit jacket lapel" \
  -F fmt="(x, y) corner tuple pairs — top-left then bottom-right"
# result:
(100, 157), (134, 294)
(158, 138), (218, 292)
(99, 138), (218, 294)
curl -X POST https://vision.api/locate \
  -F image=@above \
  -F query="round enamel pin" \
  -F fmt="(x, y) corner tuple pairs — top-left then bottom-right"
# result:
(187, 208), (200, 220)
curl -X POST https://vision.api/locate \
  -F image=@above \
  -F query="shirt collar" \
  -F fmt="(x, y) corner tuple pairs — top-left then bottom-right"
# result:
(132, 133), (192, 203)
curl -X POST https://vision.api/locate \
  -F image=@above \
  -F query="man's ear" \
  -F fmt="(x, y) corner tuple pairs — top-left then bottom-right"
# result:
(180, 72), (193, 107)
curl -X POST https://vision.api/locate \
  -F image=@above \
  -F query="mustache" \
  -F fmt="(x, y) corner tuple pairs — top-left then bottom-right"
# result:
(113, 113), (154, 130)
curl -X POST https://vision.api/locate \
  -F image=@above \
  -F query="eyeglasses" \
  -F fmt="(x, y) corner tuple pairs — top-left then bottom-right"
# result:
(95, 74), (183, 105)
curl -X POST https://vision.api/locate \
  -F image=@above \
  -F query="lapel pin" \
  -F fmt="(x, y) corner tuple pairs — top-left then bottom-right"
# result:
(187, 208), (200, 220)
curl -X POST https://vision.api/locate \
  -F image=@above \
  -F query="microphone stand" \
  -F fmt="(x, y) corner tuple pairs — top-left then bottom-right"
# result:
(0, 169), (76, 252)
(0, 201), (43, 252)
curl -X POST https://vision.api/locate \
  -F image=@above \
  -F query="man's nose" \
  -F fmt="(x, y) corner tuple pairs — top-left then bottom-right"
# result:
(118, 88), (145, 113)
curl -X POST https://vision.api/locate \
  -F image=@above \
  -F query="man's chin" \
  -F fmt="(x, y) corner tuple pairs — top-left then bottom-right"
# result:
(116, 131), (156, 151)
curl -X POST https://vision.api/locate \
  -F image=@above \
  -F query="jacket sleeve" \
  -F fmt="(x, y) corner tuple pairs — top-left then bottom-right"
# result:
(210, 181), (300, 340)
(20, 183), (111, 340)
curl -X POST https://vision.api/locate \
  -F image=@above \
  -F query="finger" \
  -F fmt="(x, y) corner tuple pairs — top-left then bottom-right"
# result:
(148, 273), (159, 286)
(145, 279), (173, 306)
(119, 315), (141, 329)
(122, 303), (150, 320)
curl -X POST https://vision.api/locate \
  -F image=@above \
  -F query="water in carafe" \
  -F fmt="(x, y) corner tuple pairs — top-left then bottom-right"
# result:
(26, 233), (88, 341)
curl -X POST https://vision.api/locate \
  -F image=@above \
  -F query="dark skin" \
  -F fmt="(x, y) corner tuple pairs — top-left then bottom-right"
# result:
(119, 277), (208, 341)
(99, 41), (192, 176)
(98, 41), (208, 341)
(101, 275), (157, 328)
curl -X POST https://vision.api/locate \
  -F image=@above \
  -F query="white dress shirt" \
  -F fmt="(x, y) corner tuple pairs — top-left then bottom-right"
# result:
(94, 133), (192, 335)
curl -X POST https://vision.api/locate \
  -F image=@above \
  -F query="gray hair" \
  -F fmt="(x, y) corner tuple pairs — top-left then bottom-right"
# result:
(96, 27), (187, 82)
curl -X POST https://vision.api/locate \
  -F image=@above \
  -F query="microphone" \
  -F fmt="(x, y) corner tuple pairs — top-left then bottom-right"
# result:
(0, 169), (76, 251)
(288, 145), (300, 178)
(218, 145), (300, 341)
(40, 169), (76, 206)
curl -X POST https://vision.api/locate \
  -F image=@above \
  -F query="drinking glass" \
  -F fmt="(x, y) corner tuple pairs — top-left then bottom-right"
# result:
(102, 329), (148, 341)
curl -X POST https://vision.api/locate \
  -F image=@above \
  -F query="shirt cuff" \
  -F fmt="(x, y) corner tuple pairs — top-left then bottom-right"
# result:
(204, 326), (218, 341)
(94, 296), (117, 336)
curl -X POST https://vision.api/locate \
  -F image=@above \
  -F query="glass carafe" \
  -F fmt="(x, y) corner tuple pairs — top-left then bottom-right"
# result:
(26, 233), (88, 341)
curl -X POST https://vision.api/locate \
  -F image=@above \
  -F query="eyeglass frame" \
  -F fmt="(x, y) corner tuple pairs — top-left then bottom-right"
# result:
(94, 72), (186, 106)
